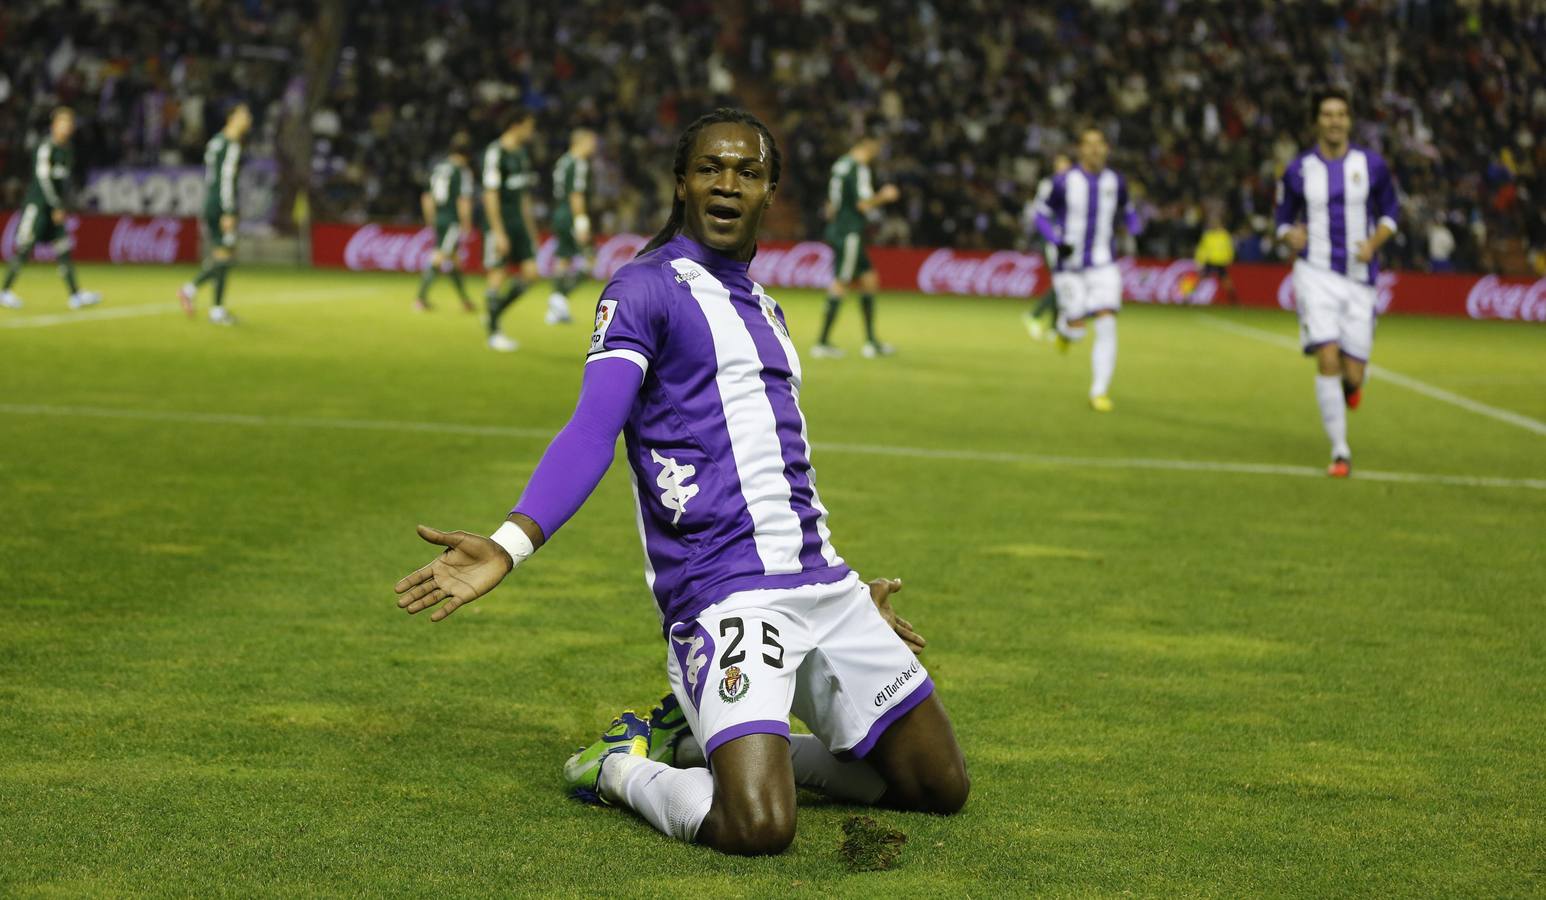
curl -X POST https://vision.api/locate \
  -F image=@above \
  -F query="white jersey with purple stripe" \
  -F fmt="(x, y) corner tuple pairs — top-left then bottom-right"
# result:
(1035, 165), (1132, 272)
(1274, 144), (1399, 286)
(587, 234), (849, 628)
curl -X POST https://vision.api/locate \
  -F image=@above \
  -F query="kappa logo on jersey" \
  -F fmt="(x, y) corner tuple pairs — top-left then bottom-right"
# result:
(650, 449), (699, 525)
(674, 267), (702, 284)
(718, 665), (750, 703)
(588, 298), (618, 352)
(673, 633), (709, 694)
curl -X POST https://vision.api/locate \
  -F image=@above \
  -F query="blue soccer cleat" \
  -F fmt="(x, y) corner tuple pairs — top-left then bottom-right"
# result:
(563, 710), (651, 805)
(647, 692), (691, 766)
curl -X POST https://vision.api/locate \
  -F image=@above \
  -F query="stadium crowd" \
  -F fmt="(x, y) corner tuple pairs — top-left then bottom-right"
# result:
(2, 0), (1543, 274)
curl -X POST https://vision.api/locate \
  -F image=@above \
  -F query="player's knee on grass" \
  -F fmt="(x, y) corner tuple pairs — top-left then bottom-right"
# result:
(868, 695), (970, 815)
(701, 734), (798, 855)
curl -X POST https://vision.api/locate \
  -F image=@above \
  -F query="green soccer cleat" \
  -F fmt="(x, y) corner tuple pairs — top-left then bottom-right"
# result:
(647, 691), (691, 766)
(563, 710), (651, 805)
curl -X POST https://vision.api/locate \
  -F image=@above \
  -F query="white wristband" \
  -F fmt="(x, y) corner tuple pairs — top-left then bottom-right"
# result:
(490, 520), (536, 569)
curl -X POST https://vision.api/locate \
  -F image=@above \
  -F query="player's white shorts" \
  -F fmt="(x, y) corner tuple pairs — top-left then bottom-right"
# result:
(665, 572), (933, 760)
(1053, 263), (1122, 322)
(1293, 259), (1376, 361)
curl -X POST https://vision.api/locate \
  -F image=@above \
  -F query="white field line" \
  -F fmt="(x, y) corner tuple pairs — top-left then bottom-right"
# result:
(3, 402), (1543, 491)
(0, 289), (349, 329)
(1199, 313), (1546, 437)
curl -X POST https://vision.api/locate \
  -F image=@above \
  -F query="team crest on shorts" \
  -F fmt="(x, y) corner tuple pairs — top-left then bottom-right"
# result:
(718, 665), (750, 703)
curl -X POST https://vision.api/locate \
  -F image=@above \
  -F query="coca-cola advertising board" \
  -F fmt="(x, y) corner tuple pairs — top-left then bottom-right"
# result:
(0, 211), (200, 264)
(310, 222), (1546, 323)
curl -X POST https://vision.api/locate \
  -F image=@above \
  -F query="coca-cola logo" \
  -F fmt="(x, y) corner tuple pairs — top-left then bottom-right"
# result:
(917, 249), (1045, 297)
(593, 234), (648, 281)
(342, 223), (440, 272)
(1278, 269), (1398, 313)
(109, 217), (183, 263)
(1118, 259), (1215, 305)
(750, 241), (833, 289)
(1465, 275), (1546, 322)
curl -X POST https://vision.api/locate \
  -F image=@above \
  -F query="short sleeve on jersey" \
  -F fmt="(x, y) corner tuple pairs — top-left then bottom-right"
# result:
(585, 264), (666, 375)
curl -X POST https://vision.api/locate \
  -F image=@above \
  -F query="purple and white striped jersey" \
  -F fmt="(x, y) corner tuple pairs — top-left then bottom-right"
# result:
(1034, 166), (1138, 272)
(1274, 144), (1399, 286)
(588, 234), (849, 626)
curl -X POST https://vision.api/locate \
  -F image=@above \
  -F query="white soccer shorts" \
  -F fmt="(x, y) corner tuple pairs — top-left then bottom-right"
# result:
(665, 572), (933, 760)
(1293, 259), (1376, 361)
(1053, 263), (1122, 322)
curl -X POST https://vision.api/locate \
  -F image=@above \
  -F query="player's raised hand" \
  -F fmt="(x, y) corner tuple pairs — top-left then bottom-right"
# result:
(869, 577), (926, 654)
(1284, 224), (1308, 252)
(395, 524), (514, 621)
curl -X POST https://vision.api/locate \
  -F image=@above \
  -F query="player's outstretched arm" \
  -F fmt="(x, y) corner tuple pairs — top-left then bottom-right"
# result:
(394, 356), (643, 622)
(869, 577), (926, 653)
(395, 519), (541, 621)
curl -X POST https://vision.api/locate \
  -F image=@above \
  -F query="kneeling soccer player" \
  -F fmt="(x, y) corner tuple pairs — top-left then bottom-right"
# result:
(394, 108), (969, 856)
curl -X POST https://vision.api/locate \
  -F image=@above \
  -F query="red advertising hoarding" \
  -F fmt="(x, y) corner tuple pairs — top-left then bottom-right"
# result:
(0, 211), (201, 264)
(310, 220), (1546, 322)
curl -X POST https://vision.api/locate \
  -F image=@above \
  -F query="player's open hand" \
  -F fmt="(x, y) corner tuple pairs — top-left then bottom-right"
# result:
(869, 577), (925, 654)
(1354, 238), (1375, 263)
(1284, 224), (1308, 252)
(394, 524), (513, 621)
(493, 231), (510, 257)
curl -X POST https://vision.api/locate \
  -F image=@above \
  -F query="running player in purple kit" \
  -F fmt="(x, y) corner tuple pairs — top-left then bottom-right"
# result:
(1275, 88), (1400, 478)
(392, 108), (968, 856)
(1035, 126), (1141, 412)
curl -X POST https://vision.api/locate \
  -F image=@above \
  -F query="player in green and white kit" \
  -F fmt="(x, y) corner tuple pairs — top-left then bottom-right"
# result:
(2, 107), (100, 311)
(811, 133), (900, 358)
(480, 110), (541, 352)
(415, 133), (478, 313)
(546, 128), (598, 326)
(178, 102), (252, 324)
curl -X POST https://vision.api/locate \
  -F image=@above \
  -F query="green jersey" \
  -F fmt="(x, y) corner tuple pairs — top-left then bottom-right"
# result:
(481, 140), (538, 234)
(551, 153), (590, 219)
(427, 156), (475, 222)
(826, 154), (874, 234)
(203, 132), (243, 218)
(25, 139), (73, 210)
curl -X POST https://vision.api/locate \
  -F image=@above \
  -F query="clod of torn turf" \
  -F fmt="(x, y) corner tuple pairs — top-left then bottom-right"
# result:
(840, 815), (907, 871)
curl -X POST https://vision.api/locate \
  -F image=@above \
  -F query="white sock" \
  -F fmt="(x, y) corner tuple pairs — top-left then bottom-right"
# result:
(1315, 374), (1350, 459)
(789, 734), (886, 804)
(607, 755), (714, 843)
(674, 733), (884, 805)
(1090, 315), (1117, 397)
(1056, 312), (1087, 342)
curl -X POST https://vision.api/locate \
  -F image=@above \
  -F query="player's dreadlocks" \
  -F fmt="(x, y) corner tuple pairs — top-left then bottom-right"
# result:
(640, 107), (782, 256)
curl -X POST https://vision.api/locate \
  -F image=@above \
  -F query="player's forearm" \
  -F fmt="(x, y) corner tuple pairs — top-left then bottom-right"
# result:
(1034, 212), (1061, 245)
(458, 197), (473, 231)
(509, 357), (641, 542)
(484, 191), (505, 235)
(1366, 221), (1395, 252)
(421, 194), (435, 225)
(569, 192), (586, 218)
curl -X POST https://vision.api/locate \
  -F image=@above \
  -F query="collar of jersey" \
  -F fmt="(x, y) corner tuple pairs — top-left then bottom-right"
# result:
(667, 233), (753, 274)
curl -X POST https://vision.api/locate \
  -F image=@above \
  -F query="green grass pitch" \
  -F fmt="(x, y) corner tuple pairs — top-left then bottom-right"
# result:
(2, 264), (1543, 896)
